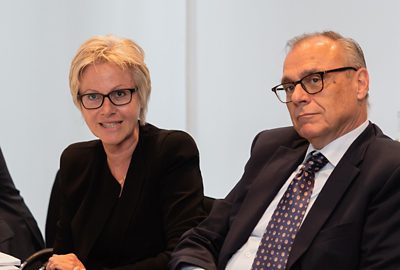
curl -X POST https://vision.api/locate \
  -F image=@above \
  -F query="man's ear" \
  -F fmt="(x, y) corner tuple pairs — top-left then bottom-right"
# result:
(356, 68), (369, 100)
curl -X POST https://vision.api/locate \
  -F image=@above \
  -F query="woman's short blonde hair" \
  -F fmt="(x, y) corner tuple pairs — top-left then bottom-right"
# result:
(69, 34), (151, 125)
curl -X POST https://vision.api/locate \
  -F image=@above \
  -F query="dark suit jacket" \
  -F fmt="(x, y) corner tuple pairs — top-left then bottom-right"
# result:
(45, 170), (61, 247)
(53, 123), (206, 270)
(0, 148), (44, 260)
(170, 123), (400, 270)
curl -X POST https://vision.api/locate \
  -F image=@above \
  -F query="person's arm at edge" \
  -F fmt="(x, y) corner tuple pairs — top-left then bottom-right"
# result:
(358, 157), (400, 269)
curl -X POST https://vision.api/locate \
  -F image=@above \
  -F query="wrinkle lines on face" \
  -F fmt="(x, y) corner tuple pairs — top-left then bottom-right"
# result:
(283, 37), (368, 148)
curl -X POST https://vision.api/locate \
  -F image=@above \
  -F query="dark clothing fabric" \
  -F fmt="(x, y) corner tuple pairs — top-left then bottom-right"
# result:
(0, 148), (44, 260)
(45, 170), (61, 247)
(53, 123), (206, 270)
(170, 123), (400, 270)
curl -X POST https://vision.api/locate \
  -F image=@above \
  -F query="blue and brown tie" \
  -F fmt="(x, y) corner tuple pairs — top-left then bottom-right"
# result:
(251, 151), (328, 270)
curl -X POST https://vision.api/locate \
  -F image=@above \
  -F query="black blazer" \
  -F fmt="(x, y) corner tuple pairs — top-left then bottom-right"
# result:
(170, 123), (400, 270)
(53, 123), (206, 270)
(0, 148), (44, 260)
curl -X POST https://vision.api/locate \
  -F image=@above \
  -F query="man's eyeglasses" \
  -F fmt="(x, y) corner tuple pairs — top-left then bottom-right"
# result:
(271, 67), (357, 103)
(78, 88), (138, 110)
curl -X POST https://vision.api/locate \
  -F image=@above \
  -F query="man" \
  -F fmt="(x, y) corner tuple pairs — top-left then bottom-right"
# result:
(0, 148), (44, 260)
(169, 31), (400, 270)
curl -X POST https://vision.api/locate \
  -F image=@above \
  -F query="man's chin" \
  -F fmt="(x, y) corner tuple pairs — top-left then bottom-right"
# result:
(295, 125), (319, 140)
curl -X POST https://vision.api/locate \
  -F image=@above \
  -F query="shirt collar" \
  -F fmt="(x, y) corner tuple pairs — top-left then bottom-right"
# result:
(304, 120), (369, 166)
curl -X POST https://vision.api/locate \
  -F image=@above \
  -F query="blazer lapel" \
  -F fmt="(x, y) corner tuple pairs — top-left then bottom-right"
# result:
(73, 130), (150, 260)
(72, 152), (120, 260)
(221, 144), (308, 262)
(107, 136), (148, 247)
(286, 123), (375, 269)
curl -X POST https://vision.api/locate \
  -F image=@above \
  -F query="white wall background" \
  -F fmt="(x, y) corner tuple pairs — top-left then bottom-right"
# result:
(0, 0), (399, 236)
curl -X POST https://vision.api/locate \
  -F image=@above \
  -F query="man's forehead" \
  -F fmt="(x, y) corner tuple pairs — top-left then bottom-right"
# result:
(282, 38), (343, 79)
(288, 38), (339, 59)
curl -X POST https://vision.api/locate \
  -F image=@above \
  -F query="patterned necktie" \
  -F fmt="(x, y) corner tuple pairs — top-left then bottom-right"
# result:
(251, 151), (328, 270)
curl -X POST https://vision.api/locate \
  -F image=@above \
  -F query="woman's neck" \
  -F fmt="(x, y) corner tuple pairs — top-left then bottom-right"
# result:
(103, 129), (139, 186)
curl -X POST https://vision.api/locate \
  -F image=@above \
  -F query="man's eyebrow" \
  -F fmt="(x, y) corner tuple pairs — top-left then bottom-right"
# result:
(281, 76), (293, 84)
(281, 68), (321, 84)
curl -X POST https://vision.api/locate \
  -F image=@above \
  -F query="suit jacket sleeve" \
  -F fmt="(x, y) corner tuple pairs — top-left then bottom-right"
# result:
(0, 148), (44, 260)
(357, 141), (400, 269)
(169, 132), (266, 270)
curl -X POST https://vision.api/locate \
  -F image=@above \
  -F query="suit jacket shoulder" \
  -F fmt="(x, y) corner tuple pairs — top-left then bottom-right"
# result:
(169, 126), (308, 270)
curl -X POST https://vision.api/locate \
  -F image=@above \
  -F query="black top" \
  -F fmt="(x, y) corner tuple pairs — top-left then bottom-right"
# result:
(53, 123), (206, 270)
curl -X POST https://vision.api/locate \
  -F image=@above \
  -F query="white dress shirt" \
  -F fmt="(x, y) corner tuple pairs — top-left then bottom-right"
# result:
(182, 121), (369, 270)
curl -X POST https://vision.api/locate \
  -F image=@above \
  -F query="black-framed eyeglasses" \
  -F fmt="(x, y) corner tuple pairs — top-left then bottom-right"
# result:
(271, 67), (357, 103)
(78, 88), (138, 109)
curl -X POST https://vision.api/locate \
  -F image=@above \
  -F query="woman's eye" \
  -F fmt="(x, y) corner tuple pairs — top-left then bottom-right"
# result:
(87, 94), (100, 100)
(114, 90), (126, 97)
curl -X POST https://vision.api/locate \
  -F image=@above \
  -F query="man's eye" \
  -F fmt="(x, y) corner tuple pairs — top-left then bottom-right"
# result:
(283, 84), (295, 92)
(307, 75), (321, 84)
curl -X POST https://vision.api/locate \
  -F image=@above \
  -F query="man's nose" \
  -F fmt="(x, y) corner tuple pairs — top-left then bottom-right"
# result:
(290, 83), (310, 103)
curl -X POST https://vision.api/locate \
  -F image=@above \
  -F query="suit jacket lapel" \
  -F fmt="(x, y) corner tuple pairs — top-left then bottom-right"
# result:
(221, 144), (308, 263)
(108, 135), (147, 247)
(72, 134), (147, 260)
(286, 161), (360, 268)
(71, 144), (120, 260)
(287, 123), (375, 269)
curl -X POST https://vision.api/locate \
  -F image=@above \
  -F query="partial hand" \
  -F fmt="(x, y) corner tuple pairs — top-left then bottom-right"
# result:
(46, 253), (86, 270)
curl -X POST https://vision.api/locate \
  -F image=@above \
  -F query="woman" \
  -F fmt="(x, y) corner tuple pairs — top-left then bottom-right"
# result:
(46, 35), (206, 270)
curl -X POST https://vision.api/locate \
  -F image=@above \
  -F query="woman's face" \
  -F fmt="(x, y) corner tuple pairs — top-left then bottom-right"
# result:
(78, 62), (140, 149)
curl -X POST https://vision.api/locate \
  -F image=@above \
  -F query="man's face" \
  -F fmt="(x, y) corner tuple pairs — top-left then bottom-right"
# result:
(283, 36), (369, 149)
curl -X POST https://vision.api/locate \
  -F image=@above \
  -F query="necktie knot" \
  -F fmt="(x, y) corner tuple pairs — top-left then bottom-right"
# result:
(302, 151), (328, 174)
